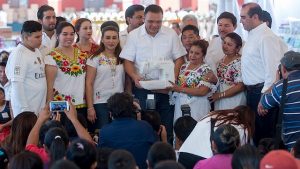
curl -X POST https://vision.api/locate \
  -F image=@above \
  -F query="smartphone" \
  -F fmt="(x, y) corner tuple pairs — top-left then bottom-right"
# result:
(49, 101), (70, 112)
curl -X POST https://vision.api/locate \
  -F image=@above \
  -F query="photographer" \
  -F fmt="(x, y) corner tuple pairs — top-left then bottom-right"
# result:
(258, 51), (300, 150)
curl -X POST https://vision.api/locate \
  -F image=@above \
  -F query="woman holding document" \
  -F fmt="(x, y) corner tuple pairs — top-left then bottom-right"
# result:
(169, 40), (217, 122)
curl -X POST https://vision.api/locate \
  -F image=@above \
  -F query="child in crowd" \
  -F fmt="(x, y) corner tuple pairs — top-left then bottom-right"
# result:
(0, 88), (12, 142)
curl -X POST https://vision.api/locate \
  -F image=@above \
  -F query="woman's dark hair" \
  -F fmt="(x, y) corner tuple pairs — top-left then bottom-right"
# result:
(74, 18), (92, 43)
(141, 110), (161, 132)
(8, 151), (43, 169)
(108, 150), (136, 169)
(50, 159), (80, 169)
(44, 127), (69, 163)
(1, 112), (37, 159)
(66, 138), (97, 169)
(92, 26), (122, 64)
(209, 105), (255, 142)
(232, 144), (261, 169)
(55, 16), (67, 29)
(55, 21), (75, 47)
(174, 116), (197, 142)
(191, 39), (209, 57)
(211, 124), (240, 154)
(154, 161), (185, 169)
(257, 138), (275, 156)
(39, 120), (64, 145)
(224, 32), (243, 49)
(147, 142), (176, 169)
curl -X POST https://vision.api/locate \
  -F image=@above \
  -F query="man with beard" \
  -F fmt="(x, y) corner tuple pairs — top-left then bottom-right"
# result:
(119, 4), (145, 48)
(37, 5), (57, 57)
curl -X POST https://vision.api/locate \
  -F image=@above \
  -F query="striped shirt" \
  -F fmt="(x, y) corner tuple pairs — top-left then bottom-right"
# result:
(261, 70), (300, 149)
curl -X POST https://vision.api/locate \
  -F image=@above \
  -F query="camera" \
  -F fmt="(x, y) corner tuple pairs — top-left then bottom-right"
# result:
(146, 94), (156, 110)
(181, 104), (191, 116)
(49, 101), (70, 112)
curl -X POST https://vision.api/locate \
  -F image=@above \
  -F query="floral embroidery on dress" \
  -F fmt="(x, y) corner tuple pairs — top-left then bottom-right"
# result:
(53, 88), (76, 103)
(49, 48), (88, 77)
(73, 43), (99, 56)
(177, 63), (211, 89)
(216, 58), (242, 86)
(98, 54), (117, 66)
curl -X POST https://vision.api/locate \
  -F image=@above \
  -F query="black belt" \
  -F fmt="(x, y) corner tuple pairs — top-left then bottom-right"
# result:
(245, 82), (264, 90)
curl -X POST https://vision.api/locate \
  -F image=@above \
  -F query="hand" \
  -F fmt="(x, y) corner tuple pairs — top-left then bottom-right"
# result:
(167, 81), (182, 93)
(159, 125), (168, 143)
(87, 107), (97, 123)
(204, 71), (218, 84)
(64, 101), (78, 122)
(257, 102), (268, 116)
(133, 74), (143, 88)
(208, 93), (221, 102)
(52, 112), (61, 121)
(38, 107), (51, 123)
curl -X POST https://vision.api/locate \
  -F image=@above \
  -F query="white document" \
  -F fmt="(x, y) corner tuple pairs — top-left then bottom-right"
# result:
(139, 60), (175, 90)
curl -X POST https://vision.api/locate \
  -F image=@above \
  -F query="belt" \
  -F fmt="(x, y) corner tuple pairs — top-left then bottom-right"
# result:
(245, 82), (264, 90)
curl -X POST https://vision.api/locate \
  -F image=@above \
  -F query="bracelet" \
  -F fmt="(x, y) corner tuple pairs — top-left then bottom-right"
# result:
(87, 107), (94, 111)
(219, 92), (226, 98)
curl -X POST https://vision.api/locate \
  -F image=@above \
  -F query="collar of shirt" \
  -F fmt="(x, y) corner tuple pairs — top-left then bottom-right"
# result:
(0, 81), (10, 88)
(42, 31), (57, 41)
(140, 24), (167, 37)
(249, 22), (268, 36)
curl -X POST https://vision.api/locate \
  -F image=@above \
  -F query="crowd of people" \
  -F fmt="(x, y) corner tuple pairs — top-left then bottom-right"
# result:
(0, 2), (300, 169)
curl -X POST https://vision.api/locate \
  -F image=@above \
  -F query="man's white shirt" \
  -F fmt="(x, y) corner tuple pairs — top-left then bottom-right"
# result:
(241, 23), (288, 93)
(120, 24), (186, 78)
(39, 31), (57, 57)
(119, 29), (129, 49)
(6, 44), (47, 117)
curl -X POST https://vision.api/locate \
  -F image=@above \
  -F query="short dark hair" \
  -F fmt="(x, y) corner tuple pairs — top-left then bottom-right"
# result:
(37, 5), (55, 20)
(141, 110), (161, 132)
(182, 25), (199, 36)
(56, 16), (67, 29)
(39, 120), (64, 145)
(21, 20), (42, 35)
(108, 150), (136, 169)
(224, 32), (243, 48)
(145, 4), (163, 15)
(66, 139), (97, 169)
(174, 116), (197, 142)
(262, 10), (272, 28)
(211, 124), (240, 154)
(147, 142), (176, 169)
(51, 160), (80, 169)
(125, 5), (144, 25)
(231, 144), (261, 169)
(0, 62), (6, 67)
(107, 92), (134, 119)
(191, 39), (209, 56)
(242, 3), (263, 20)
(217, 12), (237, 27)
(97, 147), (114, 169)
(8, 151), (43, 169)
(154, 161), (185, 169)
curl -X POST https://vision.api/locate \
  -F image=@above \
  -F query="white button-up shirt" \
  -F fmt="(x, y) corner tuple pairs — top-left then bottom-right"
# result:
(205, 37), (224, 74)
(39, 31), (57, 57)
(119, 29), (129, 49)
(120, 24), (186, 77)
(241, 23), (288, 93)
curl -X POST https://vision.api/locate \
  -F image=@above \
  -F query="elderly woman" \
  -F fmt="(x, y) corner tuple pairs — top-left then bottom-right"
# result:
(209, 32), (246, 110)
(170, 40), (217, 122)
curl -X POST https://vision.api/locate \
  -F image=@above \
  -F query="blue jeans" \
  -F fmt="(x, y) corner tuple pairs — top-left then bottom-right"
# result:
(246, 85), (277, 145)
(133, 87), (174, 142)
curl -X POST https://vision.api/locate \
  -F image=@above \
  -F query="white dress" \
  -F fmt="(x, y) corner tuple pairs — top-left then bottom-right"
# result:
(214, 57), (246, 110)
(173, 62), (216, 123)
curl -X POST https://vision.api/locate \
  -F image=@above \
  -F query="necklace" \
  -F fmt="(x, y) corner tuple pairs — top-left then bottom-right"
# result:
(108, 56), (117, 89)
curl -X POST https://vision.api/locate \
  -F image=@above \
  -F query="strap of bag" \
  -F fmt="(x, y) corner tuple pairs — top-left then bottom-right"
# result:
(275, 78), (288, 149)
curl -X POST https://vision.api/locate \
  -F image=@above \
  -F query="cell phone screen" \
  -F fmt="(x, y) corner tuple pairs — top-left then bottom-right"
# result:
(49, 101), (69, 112)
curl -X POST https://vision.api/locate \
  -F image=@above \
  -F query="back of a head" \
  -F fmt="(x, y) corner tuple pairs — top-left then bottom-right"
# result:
(107, 92), (134, 119)
(50, 160), (80, 169)
(66, 138), (97, 169)
(39, 120), (64, 145)
(174, 116), (197, 142)
(44, 127), (69, 163)
(261, 10), (272, 28)
(260, 150), (300, 169)
(147, 142), (176, 169)
(97, 147), (114, 169)
(257, 138), (275, 156)
(108, 150), (136, 169)
(8, 151), (43, 169)
(154, 161), (185, 169)
(232, 144), (261, 169)
(141, 110), (161, 132)
(211, 124), (240, 154)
